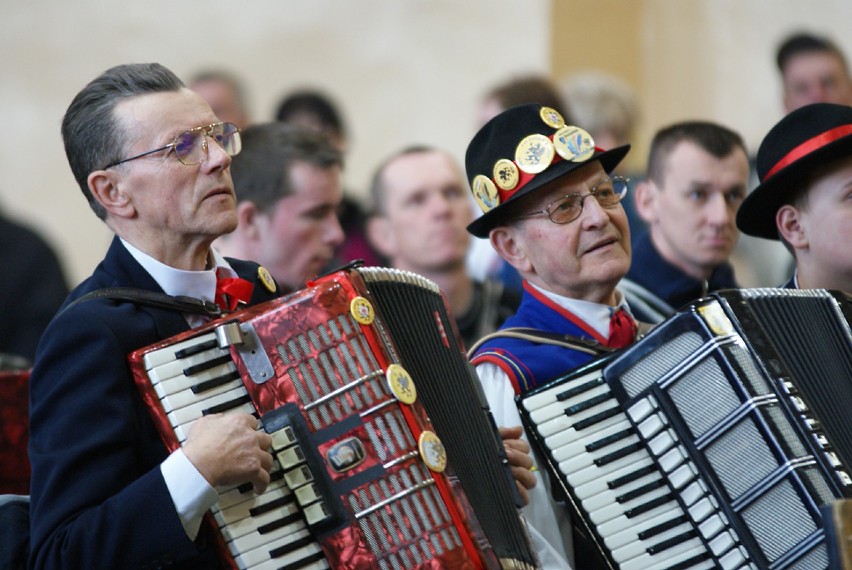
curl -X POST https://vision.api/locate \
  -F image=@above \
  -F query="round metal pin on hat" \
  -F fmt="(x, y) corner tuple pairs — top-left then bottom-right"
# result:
(464, 103), (631, 238)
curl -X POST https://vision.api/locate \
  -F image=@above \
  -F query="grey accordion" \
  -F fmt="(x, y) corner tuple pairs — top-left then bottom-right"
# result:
(518, 288), (852, 570)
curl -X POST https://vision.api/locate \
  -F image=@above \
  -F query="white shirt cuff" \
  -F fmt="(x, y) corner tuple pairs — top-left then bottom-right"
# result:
(161, 448), (219, 540)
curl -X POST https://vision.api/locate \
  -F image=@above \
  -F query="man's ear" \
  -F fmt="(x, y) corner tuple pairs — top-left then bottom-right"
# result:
(633, 179), (659, 225)
(365, 215), (396, 258)
(87, 170), (134, 219)
(490, 225), (532, 274)
(777, 204), (808, 249)
(236, 201), (263, 241)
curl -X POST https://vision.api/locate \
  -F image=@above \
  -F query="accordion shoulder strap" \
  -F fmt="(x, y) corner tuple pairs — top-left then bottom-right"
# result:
(62, 287), (223, 318)
(467, 327), (611, 360)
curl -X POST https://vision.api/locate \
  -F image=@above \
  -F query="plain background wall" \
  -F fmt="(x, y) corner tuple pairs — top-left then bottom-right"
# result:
(1, 0), (851, 286)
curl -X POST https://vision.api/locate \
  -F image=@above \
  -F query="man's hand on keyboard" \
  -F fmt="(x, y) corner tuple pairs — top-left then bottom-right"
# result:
(183, 412), (274, 493)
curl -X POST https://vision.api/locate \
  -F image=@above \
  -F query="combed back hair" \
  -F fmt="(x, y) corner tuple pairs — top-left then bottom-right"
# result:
(484, 75), (571, 122)
(368, 145), (439, 216)
(275, 89), (347, 142)
(230, 122), (343, 213)
(646, 121), (746, 183)
(61, 63), (184, 220)
(776, 32), (850, 74)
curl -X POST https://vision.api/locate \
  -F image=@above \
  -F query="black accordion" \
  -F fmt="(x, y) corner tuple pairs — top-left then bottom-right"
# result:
(518, 288), (852, 570)
(130, 266), (537, 570)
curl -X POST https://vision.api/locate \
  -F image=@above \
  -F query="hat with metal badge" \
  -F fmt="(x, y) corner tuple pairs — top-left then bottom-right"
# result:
(737, 102), (852, 240)
(465, 103), (630, 238)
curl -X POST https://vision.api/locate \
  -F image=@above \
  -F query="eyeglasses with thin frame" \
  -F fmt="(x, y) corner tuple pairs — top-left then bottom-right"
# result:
(516, 176), (629, 225)
(102, 122), (242, 170)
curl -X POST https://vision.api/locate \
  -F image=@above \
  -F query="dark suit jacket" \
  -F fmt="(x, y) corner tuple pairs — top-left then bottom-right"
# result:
(28, 237), (280, 570)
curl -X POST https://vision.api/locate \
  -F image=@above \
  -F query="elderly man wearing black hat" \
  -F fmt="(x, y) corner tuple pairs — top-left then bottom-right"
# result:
(465, 103), (639, 569)
(737, 102), (852, 293)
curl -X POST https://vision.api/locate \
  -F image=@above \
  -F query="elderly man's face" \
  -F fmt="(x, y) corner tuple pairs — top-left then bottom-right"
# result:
(496, 162), (631, 304)
(109, 89), (238, 258)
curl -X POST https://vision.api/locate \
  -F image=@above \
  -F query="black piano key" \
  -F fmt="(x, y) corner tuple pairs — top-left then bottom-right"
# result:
(637, 514), (689, 540)
(586, 427), (635, 452)
(616, 478), (666, 503)
(594, 442), (646, 467)
(184, 353), (233, 376)
(667, 551), (714, 570)
(565, 393), (612, 415)
(202, 393), (252, 415)
(191, 369), (242, 394)
(257, 511), (306, 535)
(647, 529), (698, 554)
(573, 406), (622, 431)
(237, 469), (285, 494)
(278, 550), (328, 570)
(556, 378), (605, 401)
(625, 492), (674, 518)
(608, 464), (658, 489)
(269, 534), (317, 558)
(250, 494), (297, 518)
(174, 338), (219, 359)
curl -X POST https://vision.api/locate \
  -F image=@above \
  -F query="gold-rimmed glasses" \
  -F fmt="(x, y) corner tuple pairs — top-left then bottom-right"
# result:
(516, 176), (629, 225)
(103, 122), (241, 169)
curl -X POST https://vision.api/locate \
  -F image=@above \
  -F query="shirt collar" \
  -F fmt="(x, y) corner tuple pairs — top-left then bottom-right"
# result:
(526, 281), (631, 339)
(120, 238), (234, 305)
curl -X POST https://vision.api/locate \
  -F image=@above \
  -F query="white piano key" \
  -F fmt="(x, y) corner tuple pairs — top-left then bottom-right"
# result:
(547, 418), (634, 463)
(718, 545), (749, 569)
(636, 541), (711, 570)
(172, 401), (256, 442)
(589, 483), (671, 526)
(603, 510), (685, 552)
(166, 386), (251, 425)
(247, 555), (330, 570)
(148, 345), (231, 384)
(216, 487), (301, 528)
(217, 499), (301, 540)
(581, 470), (661, 513)
(232, 528), (325, 568)
(611, 519), (694, 563)
(217, 477), (290, 512)
(224, 517), (307, 554)
(597, 498), (680, 541)
(159, 377), (244, 412)
(520, 369), (604, 413)
(565, 447), (651, 488)
(528, 382), (613, 427)
(152, 360), (239, 398)
(572, 455), (655, 500)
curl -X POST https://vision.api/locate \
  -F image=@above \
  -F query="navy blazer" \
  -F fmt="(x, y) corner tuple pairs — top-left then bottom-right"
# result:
(28, 237), (280, 570)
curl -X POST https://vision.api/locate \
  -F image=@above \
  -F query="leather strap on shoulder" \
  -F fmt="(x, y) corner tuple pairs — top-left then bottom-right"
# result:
(62, 287), (223, 318)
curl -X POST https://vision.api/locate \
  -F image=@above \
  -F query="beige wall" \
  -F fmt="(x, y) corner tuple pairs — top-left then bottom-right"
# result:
(553, 0), (852, 171)
(0, 0), (550, 285)
(2, 0), (851, 287)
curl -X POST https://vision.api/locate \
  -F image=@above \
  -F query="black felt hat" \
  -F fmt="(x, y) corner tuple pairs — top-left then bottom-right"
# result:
(737, 102), (852, 239)
(465, 103), (630, 238)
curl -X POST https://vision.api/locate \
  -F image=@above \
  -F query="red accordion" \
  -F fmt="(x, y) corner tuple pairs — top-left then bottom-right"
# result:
(129, 266), (537, 570)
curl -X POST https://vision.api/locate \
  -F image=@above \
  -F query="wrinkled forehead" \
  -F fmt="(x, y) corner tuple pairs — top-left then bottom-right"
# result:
(524, 161), (607, 210)
(113, 88), (218, 143)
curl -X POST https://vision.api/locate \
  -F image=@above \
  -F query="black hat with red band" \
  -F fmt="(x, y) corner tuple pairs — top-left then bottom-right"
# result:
(465, 103), (630, 238)
(737, 102), (852, 240)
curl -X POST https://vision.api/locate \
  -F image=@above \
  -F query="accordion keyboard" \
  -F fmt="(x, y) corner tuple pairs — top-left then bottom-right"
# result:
(142, 331), (330, 570)
(520, 365), (727, 570)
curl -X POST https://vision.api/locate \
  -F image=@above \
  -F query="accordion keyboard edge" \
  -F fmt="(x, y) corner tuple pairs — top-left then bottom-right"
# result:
(518, 287), (852, 570)
(130, 265), (537, 570)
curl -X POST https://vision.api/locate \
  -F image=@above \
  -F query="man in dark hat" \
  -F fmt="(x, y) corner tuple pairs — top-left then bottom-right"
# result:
(736, 102), (852, 293)
(465, 103), (639, 569)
